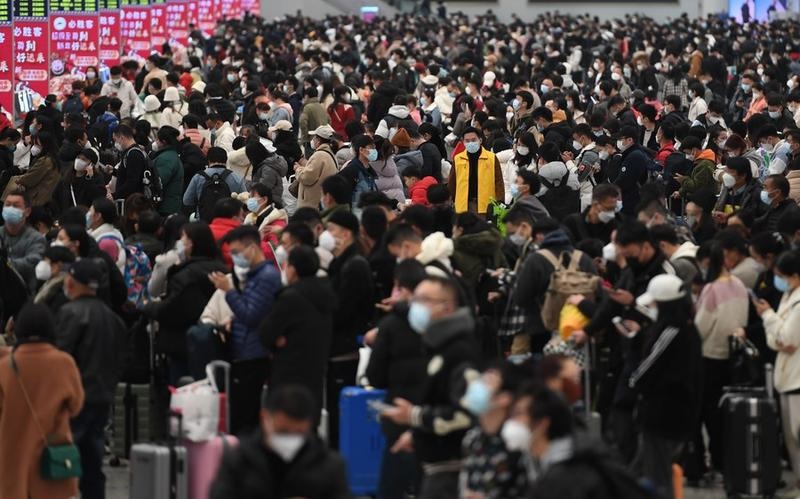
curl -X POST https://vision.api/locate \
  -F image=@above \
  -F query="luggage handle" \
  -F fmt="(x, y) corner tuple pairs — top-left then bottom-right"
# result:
(206, 360), (231, 435)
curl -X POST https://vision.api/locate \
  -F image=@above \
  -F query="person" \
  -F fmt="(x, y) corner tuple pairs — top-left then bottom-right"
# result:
(693, 240), (749, 476)
(563, 183), (621, 245)
(649, 223), (699, 284)
(58, 147), (106, 210)
(142, 221), (227, 383)
(261, 246), (335, 422)
(0, 303), (84, 499)
(612, 125), (649, 215)
(0, 190), (46, 292)
(448, 127), (504, 215)
(339, 133), (379, 210)
(33, 245), (75, 314)
(148, 126), (184, 216)
(752, 174), (800, 235)
(299, 86), (331, 153)
(9, 131), (61, 207)
(248, 141), (288, 204)
(86, 197), (126, 274)
(381, 276), (480, 499)
(713, 157), (762, 228)
(627, 274), (702, 498)
(717, 228), (763, 290)
(207, 113), (236, 153)
(55, 259), (126, 499)
(294, 124), (340, 210)
(125, 209), (163, 263)
(183, 147), (246, 218)
(327, 85), (356, 139)
(675, 136), (716, 200)
(181, 114), (211, 155)
(101, 66), (138, 118)
(402, 164), (438, 206)
(112, 124), (148, 200)
(757, 250), (800, 492)
(210, 385), (350, 499)
(210, 226), (281, 434)
(451, 212), (507, 294)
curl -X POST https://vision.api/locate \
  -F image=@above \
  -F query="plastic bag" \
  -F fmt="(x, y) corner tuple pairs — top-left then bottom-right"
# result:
(170, 364), (220, 442)
(559, 303), (589, 341)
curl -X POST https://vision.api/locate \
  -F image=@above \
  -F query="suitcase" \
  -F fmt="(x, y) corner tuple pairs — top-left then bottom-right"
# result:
(339, 387), (387, 496)
(130, 414), (188, 499)
(111, 383), (153, 460)
(720, 386), (780, 497)
(186, 435), (238, 499)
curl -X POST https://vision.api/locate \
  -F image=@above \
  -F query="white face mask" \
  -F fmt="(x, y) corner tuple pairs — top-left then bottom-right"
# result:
(74, 158), (90, 172)
(269, 433), (305, 462)
(598, 210), (616, 224)
(318, 230), (336, 252)
(616, 139), (627, 151)
(30, 145), (42, 156)
(516, 146), (529, 156)
(35, 260), (52, 281)
(598, 150), (610, 160)
(602, 242), (617, 262)
(572, 140), (582, 151)
(722, 172), (736, 188)
(501, 419), (532, 453)
(152, 141), (160, 152)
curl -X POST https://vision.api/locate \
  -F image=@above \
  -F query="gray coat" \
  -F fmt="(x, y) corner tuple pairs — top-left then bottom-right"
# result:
(255, 155), (289, 204)
(0, 224), (45, 293)
(370, 156), (406, 204)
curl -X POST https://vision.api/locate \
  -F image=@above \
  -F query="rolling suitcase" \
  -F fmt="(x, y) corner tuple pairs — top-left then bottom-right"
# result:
(721, 364), (779, 498)
(111, 383), (153, 461)
(130, 413), (188, 499)
(339, 387), (386, 496)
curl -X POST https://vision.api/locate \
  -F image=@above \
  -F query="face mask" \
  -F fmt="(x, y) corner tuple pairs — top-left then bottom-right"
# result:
(637, 116), (644, 126)
(602, 242), (616, 262)
(233, 265), (249, 282)
(501, 420), (532, 453)
(367, 149), (379, 162)
(539, 84), (550, 95)
(465, 142), (481, 154)
(572, 140), (582, 151)
(74, 158), (89, 172)
(510, 184), (520, 199)
(269, 433), (305, 462)
(86, 70), (96, 79)
(35, 260), (51, 281)
(246, 197), (261, 212)
(598, 150), (609, 160)
(762, 142), (775, 153)
(592, 61), (601, 72)
(760, 190), (772, 205)
(685, 153), (695, 162)
(175, 239), (186, 261)
(274, 245), (288, 266)
(258, 112), (269, 121)
(598, 210), (616, 224)
(227, 74), (237, 83)
(114, 142), (124, 152)
(511, 98), (520, 110)
(151, 141), (160, 152)
(768, 110), (781, 119)
(30, 145), (42, 157)
(639, 303), (659, 322)
(509, 233), (527, 246)
(462, 378), (492, 416)
(232, 251), (250, 269)
(789, 79), (796, 89)
(615, 199), (623, 213)
(686, 214), (697, 227)
(741, 83), (751, 92)
(636, 63), (645, 72)
(505, 111), (514, 122)
(774, 274), (790, 293)
(516, 146), (529, 156)
(722, 173), (736, 188)
(318, 230), (336, 252)
(616, 140), (627, 151)
(407, 301), (432, 334)
(28, 124), (38, 136)
(2, 206), (24, 225)
(593, 130), (605, 137)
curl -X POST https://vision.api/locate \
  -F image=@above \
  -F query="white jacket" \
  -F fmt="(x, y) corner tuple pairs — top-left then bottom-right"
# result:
(495, 149), (517, 204)
(161, 102), (188, 130)
(763, 286), (800, 392)
(101, 79), (139, 118)
(213, 122), (236, 153)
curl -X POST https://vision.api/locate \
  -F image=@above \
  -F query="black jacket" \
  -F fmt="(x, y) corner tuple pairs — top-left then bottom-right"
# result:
(57, 173), (107, 211)
(114, 145), (147, 200)
(752, 198), (800, 235)
(142, 256), (227, 357)
(412, 308), (481, 464)
(613, 145), (649, 215)
(563, 208), (619, 245)
(629, 317), (702, 440)
(57, 141), (83, 176)
(418, 141), (443, 182)
(210, 431), (351, 499)
(542, 121), (572, 150)
(328, 244), (375, 357)
(261, 277), (336, 417)
(365, 302), (427, 442)
(367, 81), (401, 124)
(55, 295), (127, 405)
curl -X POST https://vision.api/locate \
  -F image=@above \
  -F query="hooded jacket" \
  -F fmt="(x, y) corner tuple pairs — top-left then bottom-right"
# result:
(452, 227), (507, 293)
(409, 176), (438, 206)
(679, 149), (716, 197)
(152, 146), (184, 216)
(261, 277), (336, 416)
(376, 105), (414, 139)
(254, 154), (289, 204)
(394, 149), (424, 176)
(371, 156), (406, 204)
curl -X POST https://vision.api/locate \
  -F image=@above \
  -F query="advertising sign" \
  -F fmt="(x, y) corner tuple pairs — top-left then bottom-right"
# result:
(13, 0), (50, 115)
(99, 0), (120, 68)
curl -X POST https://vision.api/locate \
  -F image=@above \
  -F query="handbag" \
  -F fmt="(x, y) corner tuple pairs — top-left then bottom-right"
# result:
(9, 351), (82, 480)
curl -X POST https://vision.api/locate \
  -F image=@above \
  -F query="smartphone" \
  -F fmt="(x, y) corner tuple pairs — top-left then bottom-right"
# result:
(612, 316), (637, 338)
(367, 399), (393, 414)
(747, 288), (759, 303)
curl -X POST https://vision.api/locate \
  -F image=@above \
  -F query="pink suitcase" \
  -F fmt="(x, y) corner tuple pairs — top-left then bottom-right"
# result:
(186, 435), (238, 499)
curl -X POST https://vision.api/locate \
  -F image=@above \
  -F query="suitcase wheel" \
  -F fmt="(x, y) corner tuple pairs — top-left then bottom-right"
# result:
(109, 456), (122, 467)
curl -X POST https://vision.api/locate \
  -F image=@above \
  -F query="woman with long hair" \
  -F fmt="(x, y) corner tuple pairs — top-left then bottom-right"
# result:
(328, 85), (356, 140)
(6, 131), (61, 208)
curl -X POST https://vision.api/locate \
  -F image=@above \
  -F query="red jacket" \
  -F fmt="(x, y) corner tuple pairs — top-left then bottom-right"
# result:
(408, 176), (438, 206)
(655, 142), (675, 166)
(210, 217), (241, 267)
(328, 103), (356, 140)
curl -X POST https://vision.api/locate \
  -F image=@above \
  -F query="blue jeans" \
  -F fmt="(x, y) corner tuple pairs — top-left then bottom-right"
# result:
(71, 402), (110, 499)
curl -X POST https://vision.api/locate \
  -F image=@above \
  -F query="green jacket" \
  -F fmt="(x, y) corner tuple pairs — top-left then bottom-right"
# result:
(452, 228), (507, 293)
(153, 147), (184, 216)
(679, 150), (716, 197)
(299, 98), (331, 142)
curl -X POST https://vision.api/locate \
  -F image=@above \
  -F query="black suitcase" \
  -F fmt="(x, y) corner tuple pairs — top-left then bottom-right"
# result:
(721, 387), (780, 498)
(111, 383), (153, 462)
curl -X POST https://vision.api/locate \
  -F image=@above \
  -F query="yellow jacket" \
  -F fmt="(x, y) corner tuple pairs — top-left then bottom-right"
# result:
(449, 148), (503, 214)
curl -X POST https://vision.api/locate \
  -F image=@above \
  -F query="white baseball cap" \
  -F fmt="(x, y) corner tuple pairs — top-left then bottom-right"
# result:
(636, 274), (686, 307)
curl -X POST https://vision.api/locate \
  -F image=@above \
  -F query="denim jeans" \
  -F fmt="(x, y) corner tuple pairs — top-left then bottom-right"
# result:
(71, 402), (111, 499)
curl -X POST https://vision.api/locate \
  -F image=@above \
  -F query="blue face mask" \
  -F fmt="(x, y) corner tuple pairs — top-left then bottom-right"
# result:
(28, 124), (38, 136)
(760, 190), (772, 205)
(2, 206), (24, 225)
(774, 274), (790, 293)
(232, 252), (250, 270)
(465, 142), (481, 154)
(246, 197), (261, 213)
(407, 301), (431, 334)
(85, 211), (93, 229)
(510, 184), (520, 198)
(367, 149), (379, 162)
(462, 379), (492, 416)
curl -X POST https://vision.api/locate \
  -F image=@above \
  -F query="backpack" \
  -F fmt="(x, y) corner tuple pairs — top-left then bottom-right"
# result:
(197, 170), (232, 222)
(179, 139), (207, 188)
(89, 112), (119, 149)
(126, 146), (163, 205)
(98, 235), (152, 309)
(538, 249), (600, 332)
(538, 167), (580, 222)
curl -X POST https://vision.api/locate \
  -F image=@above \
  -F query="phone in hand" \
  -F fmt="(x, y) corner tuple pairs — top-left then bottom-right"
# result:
(367, 399), (394, 414)
(612, 316), (637, 339)
(747, 288), (759, 303)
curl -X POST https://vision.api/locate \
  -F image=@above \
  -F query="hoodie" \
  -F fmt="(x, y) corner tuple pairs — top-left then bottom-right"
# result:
(376, 105), (413, 138)
(394, 149), (424, 176)
(679, 148), (716, 197)
(452, 228), (507, 292)
(254, 155), (289, 204)
(669, 241), (699, 284)
(416, 232), (454, 275)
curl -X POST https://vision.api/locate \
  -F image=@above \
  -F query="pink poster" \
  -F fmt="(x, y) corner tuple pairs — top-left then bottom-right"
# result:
(99, 0), (120, 68)
(120, 2), (150, 60)
(149, 0), (166, 50)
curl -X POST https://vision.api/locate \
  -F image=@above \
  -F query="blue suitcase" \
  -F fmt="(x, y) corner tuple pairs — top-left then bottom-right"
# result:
(339, 387), (387, 495)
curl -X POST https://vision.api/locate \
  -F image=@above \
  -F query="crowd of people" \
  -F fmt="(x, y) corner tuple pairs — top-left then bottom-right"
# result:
(4, 6), (800, 499)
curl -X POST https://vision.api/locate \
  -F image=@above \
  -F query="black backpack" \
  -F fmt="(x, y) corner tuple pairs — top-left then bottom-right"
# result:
(538, 167), (580, 222)
(197, 170), (232, 222)
(179, 139), (207, 189)
(126, 146), (163, 205)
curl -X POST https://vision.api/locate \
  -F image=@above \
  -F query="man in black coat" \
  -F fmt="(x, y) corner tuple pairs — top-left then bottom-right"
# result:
(752, 174), (800, 235)
(210, 385), (350, 499)
(261, 246), (335, 424)
(612, 125), (649, 216)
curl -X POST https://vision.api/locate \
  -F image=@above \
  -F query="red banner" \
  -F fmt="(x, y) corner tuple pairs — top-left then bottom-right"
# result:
(185, 0), (196, 28)
(0, 3), (12, 120)
(98, 10), (120, 67)
(120, 5), (150, 59)
(165, 0), (187, 48)
(150, 0), (166, 50)
(196, 0), (213, 35)
(13, 20), (49, 115)
(49, 14), (99, 76)
(240, 0), (258, 16)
